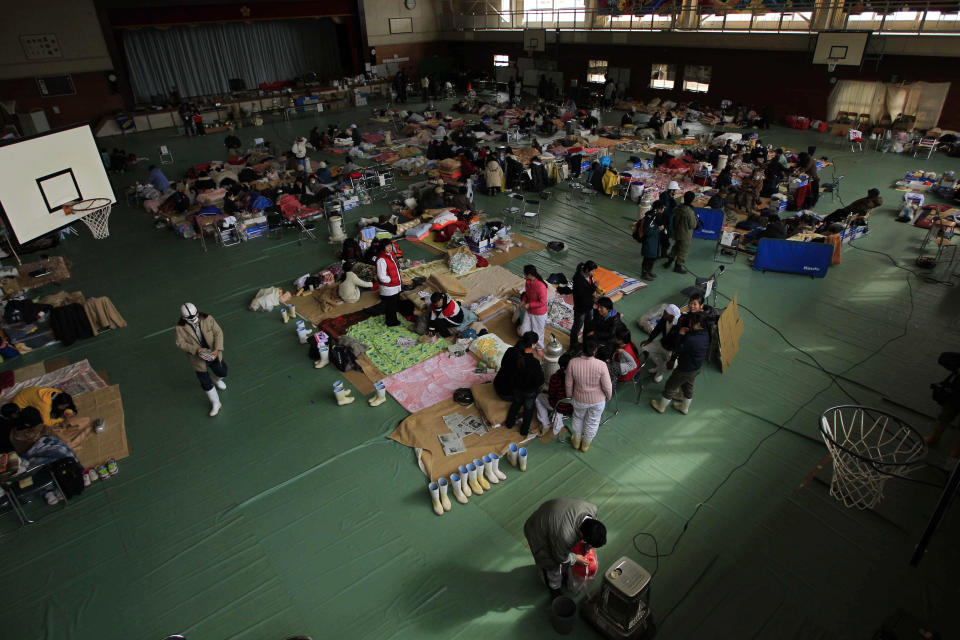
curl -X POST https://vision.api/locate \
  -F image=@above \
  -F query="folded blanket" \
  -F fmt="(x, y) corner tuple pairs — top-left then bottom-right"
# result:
(429, 272), (467, 298)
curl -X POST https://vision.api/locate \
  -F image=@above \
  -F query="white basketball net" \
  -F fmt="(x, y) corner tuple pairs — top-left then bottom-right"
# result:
(819, 406), (926, 509)
(66, 199), (112, 239)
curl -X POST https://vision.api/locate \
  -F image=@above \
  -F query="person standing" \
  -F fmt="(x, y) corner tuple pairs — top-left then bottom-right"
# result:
(804, 146), (820, 208)
(665, 190), (698, 274)
(292, 136), (308, 171)
(570, 261), (598, 349)
(565, 342), (613, 452)
(635, 203), (663, 280)
(174, 303), (227, 417)
(179, 104), (194, 136)
(523, 498), (607, 599)
(641, 304), (681, 383)
(421, 74), (430, 102)
(520, 265), (548, 348)
(192, 109), (205, 136)
(658, 181), (679, 258)
(375, 241), (402, 327)
(651, 312), (708, 415)
(493, 332), (544, 437)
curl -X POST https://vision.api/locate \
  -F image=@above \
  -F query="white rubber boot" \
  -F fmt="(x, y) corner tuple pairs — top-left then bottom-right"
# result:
(205, 388), (222, 417)
(474, 458), (491, 490)
(518, 447), (528, 472)
(281, 307), (289, 323)
(428, 482), (444, 516)
(482, 455), (500, 485)
(507, 443), (519, 467)
(368, 382), (387, 407)
(571, 433), (581, 450)
(466, 463), (484, 495)
(650, 396), (670, 413)
(490, 453), (507, 481)
(458, 465), (472, 497)
(212, 375), (227, 390)
(314, 346), (329, 369)
(334, 382), (355, 406)
(449, 473), (469, 504)
(672, 398), (692, 415)
(580, 436), (593, 452)
(437, 477), (453, 511)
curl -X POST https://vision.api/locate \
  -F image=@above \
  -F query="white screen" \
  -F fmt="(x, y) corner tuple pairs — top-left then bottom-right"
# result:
(0, 124), (115, 244)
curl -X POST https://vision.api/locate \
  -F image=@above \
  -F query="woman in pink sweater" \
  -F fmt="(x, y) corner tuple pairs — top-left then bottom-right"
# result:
(564, 341), (613, 452)
(520, 264), (548, 348)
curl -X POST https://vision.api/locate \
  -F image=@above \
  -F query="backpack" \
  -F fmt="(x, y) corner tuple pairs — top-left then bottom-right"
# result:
(330, 344), (358, 372)
(632, 220), (645, 242)
(50, 457), (85, 499)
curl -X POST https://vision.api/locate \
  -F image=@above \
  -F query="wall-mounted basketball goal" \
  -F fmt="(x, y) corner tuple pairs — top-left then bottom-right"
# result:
(813, 31), (870, 72)
(0, 123), (116, 256)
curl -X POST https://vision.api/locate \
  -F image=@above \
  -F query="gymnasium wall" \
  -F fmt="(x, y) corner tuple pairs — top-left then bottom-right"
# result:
(445, 39), (960, 130)
(363, 0), (444, 47)
(0, 72), (125, 130)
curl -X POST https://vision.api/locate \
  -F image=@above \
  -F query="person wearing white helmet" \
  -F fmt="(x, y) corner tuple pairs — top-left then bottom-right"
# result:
(174, 303), (227, 417)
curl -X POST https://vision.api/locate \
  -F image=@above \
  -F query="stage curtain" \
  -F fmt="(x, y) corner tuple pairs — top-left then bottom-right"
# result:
(122, 19), (343, 102)
(827, 80), (886, 123)
(900, 82), (950, 129)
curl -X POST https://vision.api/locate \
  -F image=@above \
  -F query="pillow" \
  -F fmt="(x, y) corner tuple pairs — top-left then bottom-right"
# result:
(469, 333), (510, 370)
(472, 382), (541, 429)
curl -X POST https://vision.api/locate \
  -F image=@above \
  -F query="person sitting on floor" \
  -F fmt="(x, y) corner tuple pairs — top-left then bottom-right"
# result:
(148, 165), (171, 193)
(422, 292), (478, 341)
(451, 185), (478, 216)
(420, 186), (446, 212)
(338, 262), (373, 304)
(13, 387), (76, 427)
(224, 131), (242, 155)
(314, 161), (333, 184)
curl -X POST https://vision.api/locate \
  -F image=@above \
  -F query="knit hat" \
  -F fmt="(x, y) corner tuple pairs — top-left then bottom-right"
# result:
(318, 161), (327, 169)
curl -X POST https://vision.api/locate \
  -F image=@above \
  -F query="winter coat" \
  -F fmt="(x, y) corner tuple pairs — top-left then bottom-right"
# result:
(485, 160), (504, 190)
(673, 204), (698, 240)
(523, 498), (599, 569)
(572, 271), (597, 312)
(291, 139), (307, 159)
(494, 346), (544, 397)
(339, 271), (372, 304)
(522, 278), (548, 316)
(639, 215), (660, 258)
(175, 314), (224, 373)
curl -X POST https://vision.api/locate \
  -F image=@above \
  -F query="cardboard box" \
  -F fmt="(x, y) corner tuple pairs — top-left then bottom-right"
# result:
(73, 385), (129, 469)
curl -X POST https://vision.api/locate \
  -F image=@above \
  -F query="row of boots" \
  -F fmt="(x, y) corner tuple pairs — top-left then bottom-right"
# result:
(333, 380), (387, 407)
(429, 446), (528, 515)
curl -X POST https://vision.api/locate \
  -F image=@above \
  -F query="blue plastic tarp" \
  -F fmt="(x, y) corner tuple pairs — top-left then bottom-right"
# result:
(693, 208), (724, 240)
(753, 238), (833, 278)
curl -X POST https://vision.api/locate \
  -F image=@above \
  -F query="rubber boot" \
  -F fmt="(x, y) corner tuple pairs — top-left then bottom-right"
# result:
(580, 437), (593, 452)
(281, 307), (289, 323)
(334, 382), (355, 406)
(437, 477), (452, 511)
(206, 388), (222, 417)
(518, 447), (528, 472)
(474, 458), (491, 490)
(571, 433), (581, 450)
(428, 482), (444, 516)
(314, 346), (329, 369)
(672, 398), (692, 414)
(507, 443), (520, 467)
(212, 375), (227, 390)
(482, 455), (499, 485)
(650, 396), (670, 413)
(368, 382), (387, 407)
(490, 453), (507, 481)
(458, 465), (473, 497)
(466, 463), (484, 495)
(450, 473), (469, 504)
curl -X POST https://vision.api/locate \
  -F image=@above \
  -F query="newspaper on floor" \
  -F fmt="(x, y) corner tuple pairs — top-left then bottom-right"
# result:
(438, 433), (466, 456)
(460, 415), (489, 437)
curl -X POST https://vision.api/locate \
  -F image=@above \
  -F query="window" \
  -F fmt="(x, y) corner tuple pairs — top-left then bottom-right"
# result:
(523, 0), (587, 26)
(682, 65), (711, 93)
(650, 63), (676, 90)
(494, 54), (510, 67)
(587, 59), (608, 84)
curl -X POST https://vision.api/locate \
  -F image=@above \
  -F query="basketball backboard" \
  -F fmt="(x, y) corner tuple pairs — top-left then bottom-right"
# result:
(813, 32), (869, 66)
(0, 124), (115, 244)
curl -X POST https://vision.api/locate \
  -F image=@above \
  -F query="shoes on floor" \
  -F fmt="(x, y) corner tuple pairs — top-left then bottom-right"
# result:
(673, 264), (688, 274)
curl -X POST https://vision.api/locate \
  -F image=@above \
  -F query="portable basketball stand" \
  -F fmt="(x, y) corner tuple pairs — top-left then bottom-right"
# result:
(159, 145), (174, 165)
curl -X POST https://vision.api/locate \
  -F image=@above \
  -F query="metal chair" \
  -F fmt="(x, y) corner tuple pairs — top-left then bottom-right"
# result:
(0, 463), (67, 526)
(503, 193), (524, 226)
(849, 129), (864, 152)
(520, 197), (541, 229)
(822, 173), (845, 203)
(914, 136), (937, 159)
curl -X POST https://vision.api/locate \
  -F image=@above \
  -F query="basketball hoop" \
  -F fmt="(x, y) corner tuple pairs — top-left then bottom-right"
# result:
(819, 405), (926, 510)
(63, 197), (113, 239)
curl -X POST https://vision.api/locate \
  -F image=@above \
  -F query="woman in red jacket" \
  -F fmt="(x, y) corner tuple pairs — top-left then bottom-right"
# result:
(519, 264), (548, 348)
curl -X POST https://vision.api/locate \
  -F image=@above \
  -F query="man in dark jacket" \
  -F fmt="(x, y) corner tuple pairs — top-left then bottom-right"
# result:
(822, 188), (883, 228)
(651, 312), (708, 415)
(658, 181), (679, 258)
(586, 297), (625, 347)
(523, 497), (607, 598)
(664, 190), (698, 274)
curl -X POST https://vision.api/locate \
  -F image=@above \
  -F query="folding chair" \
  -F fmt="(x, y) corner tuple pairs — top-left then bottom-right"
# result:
(503, 192), (524, 226)
(822, 173), (845, 202)
(849, 129), (864, 152)
(520, 197), (541, 230)
(0, 463), (68, 526)
(914, 136), (937, 159)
